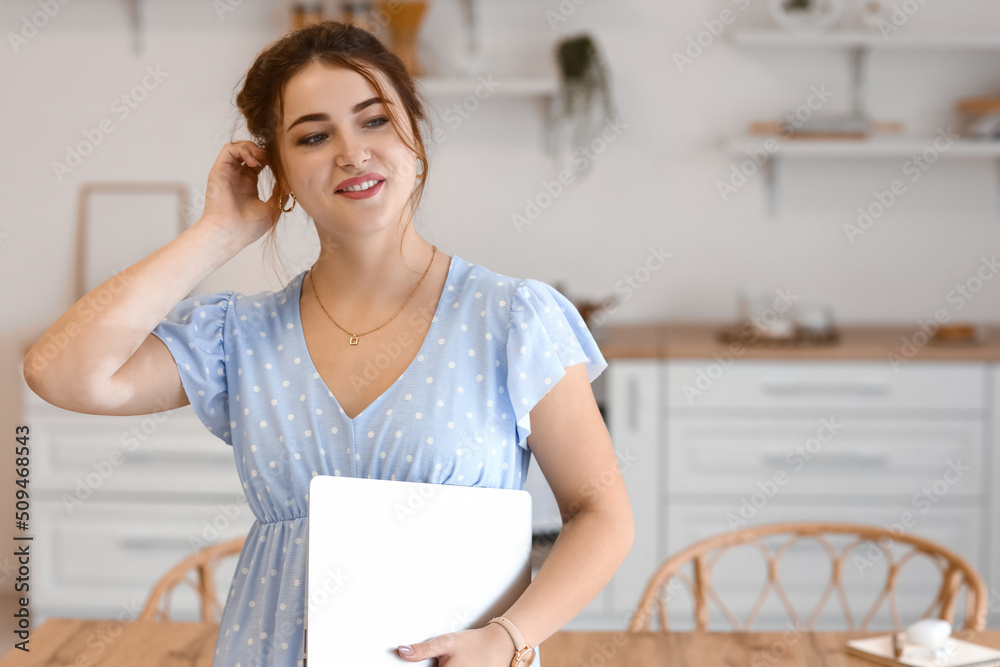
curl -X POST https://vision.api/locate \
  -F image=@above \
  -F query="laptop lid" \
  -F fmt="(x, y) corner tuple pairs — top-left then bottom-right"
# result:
(304, 475), (533, 666)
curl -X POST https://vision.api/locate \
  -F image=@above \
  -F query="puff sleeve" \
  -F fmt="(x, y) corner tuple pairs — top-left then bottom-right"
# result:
(505, 278), (608, 451)
(150, 290), (236, 446)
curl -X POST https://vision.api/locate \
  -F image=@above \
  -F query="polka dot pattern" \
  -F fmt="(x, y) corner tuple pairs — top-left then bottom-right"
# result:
(505, 278), (608, 451)
(148, 255), (606, 667)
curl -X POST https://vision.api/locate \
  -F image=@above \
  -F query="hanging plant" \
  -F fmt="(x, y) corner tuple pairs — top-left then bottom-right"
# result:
(551, 33), (616, 167)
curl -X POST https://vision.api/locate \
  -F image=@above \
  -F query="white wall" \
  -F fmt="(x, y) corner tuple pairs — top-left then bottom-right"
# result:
(5, 0), (1000, 333)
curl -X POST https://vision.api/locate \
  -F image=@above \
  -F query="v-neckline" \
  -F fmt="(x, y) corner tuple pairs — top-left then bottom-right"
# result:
(292, 253), (458, 423)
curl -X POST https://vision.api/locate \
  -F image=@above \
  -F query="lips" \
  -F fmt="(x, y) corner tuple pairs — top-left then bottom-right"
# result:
(335, 172), (386, 192)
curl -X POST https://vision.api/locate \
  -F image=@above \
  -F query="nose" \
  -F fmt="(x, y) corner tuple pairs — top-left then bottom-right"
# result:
(336, 128), (370, 168)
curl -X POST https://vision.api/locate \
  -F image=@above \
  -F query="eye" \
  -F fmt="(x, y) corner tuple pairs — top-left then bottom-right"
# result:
(298, 133), (326, 146)
(297, 117), (389, 146)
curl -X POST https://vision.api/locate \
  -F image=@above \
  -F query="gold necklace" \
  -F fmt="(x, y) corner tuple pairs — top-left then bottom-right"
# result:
(307, 245), (436, 346)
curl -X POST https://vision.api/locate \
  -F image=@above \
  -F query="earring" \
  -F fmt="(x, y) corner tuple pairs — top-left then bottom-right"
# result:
(281, 192), (296, 213)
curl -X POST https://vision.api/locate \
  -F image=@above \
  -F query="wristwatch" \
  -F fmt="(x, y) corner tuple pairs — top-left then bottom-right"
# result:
(488, 616), (536, 667)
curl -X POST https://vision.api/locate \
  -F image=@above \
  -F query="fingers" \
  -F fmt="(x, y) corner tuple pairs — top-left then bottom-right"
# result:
(227, 140), (267, 170)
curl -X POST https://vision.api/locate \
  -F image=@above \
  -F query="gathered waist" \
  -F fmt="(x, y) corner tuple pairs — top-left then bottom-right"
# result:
(257, 514), (307, 524)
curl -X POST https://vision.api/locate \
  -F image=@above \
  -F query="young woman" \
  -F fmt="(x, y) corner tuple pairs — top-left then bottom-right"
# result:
(23, 21), (633, 667)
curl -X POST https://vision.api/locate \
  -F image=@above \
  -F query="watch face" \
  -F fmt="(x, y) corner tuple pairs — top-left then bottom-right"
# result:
(522, 647), (536, 665)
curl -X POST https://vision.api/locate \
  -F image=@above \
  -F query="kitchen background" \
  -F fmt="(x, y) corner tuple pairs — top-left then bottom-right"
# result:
(4, 0), (1000, 650)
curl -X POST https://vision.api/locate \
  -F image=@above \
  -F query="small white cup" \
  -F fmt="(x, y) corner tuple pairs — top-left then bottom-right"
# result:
(906, 619), (952, 648)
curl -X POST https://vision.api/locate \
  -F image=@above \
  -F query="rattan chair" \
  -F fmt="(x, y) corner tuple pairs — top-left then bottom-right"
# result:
(138, 535), (247, 622)
(628, 522), (987, 633)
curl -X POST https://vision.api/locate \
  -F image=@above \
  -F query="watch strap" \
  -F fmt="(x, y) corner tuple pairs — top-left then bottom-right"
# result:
(488, 616), (534, 666)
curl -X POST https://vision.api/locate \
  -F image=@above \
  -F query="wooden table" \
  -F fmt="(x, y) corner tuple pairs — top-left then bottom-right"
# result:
(4, 618), (1000, 665)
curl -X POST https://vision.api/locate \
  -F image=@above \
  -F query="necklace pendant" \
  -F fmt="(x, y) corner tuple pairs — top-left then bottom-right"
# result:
(349, 334), (359, 345)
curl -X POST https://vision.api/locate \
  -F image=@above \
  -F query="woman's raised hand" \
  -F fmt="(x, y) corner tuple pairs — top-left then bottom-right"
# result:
(199, 140), (282, 250)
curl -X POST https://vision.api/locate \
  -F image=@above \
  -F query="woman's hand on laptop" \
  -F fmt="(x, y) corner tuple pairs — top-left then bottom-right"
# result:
(396, 622), (516, 665)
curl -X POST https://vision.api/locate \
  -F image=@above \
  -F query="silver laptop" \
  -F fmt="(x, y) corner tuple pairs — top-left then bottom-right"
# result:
(304, 475), (534, 666)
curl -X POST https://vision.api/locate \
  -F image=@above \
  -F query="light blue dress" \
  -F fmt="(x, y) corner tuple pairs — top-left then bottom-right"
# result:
(150, 252), (607, 667)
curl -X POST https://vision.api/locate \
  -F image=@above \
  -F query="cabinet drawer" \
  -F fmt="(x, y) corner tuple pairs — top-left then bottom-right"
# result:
(665, 361), (986, 411)
(34, 498), (255, 619)
(665, 417), (983, 497)
(660, 503), (983, 631)
(27, 410), (240, 495)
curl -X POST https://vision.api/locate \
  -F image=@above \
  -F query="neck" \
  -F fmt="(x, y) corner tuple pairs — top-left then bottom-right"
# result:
(307, 236), (439, 322)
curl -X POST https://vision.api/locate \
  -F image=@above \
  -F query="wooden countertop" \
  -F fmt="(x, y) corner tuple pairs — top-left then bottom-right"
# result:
(6, 618), (1000, 666)
(595, 322), (1000, 361)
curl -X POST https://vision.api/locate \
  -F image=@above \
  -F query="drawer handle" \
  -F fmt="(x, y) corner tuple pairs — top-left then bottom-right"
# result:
(124, 451), (231, 465)
(762, 450), (890, 467)
(760, 382), (890, 396)
(120, 536), (200, 550)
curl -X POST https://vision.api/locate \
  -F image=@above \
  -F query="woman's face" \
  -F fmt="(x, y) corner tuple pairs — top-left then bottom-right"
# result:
(278, 62), (417, 237)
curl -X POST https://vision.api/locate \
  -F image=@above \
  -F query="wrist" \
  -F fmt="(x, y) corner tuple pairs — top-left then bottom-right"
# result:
(192, 216), (245, 257)
(486, 617), (537, 666)
(483, 621), (516, 662)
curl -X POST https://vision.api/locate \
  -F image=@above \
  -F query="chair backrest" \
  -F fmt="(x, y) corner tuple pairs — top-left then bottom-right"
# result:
(627, 522), (987, 633)
(138, 535), (247, 622)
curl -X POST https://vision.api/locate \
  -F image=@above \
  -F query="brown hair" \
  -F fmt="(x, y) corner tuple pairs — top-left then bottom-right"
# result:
(229, 20), (432, 278)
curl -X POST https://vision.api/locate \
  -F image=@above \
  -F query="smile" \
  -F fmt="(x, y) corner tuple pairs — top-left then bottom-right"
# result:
(337, 179), (382, 193)
(335, 180), (385, 200)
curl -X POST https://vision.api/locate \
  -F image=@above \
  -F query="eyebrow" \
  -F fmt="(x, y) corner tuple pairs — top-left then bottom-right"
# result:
(285, 97), (384, 132)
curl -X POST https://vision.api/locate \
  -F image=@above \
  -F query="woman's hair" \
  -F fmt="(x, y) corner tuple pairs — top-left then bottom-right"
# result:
(229, 20), (432, 278)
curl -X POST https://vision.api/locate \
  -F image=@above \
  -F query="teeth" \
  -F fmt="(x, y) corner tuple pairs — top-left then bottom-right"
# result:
(340, 179), (380, 192)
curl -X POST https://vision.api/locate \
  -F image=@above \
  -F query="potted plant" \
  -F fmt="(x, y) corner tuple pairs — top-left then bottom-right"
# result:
(548, 33), (617, 172)
(767, 0), (845, 33)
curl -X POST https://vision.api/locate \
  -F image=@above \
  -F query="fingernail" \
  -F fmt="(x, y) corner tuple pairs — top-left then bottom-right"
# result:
(398, 645), (413, 655)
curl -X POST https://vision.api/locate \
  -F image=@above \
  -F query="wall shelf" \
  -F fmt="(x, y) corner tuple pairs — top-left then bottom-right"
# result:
(728, 135), (1000, 158)
(729, 28), (1000, 217)
(726, 135), (1000, 218)
(733, 29), (1000, 51)
(415, 75), (558, 98)
(416, 75), (562, 156)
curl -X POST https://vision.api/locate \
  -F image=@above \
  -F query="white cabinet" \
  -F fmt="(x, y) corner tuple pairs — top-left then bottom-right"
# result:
(665, 360), (987, 412)
(34, 498), (251, 621)
(563, 361), (660, 630)
(664, 417), (983, 498)
(20, 369), (255, 625)
(599, 358), (996, 631)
